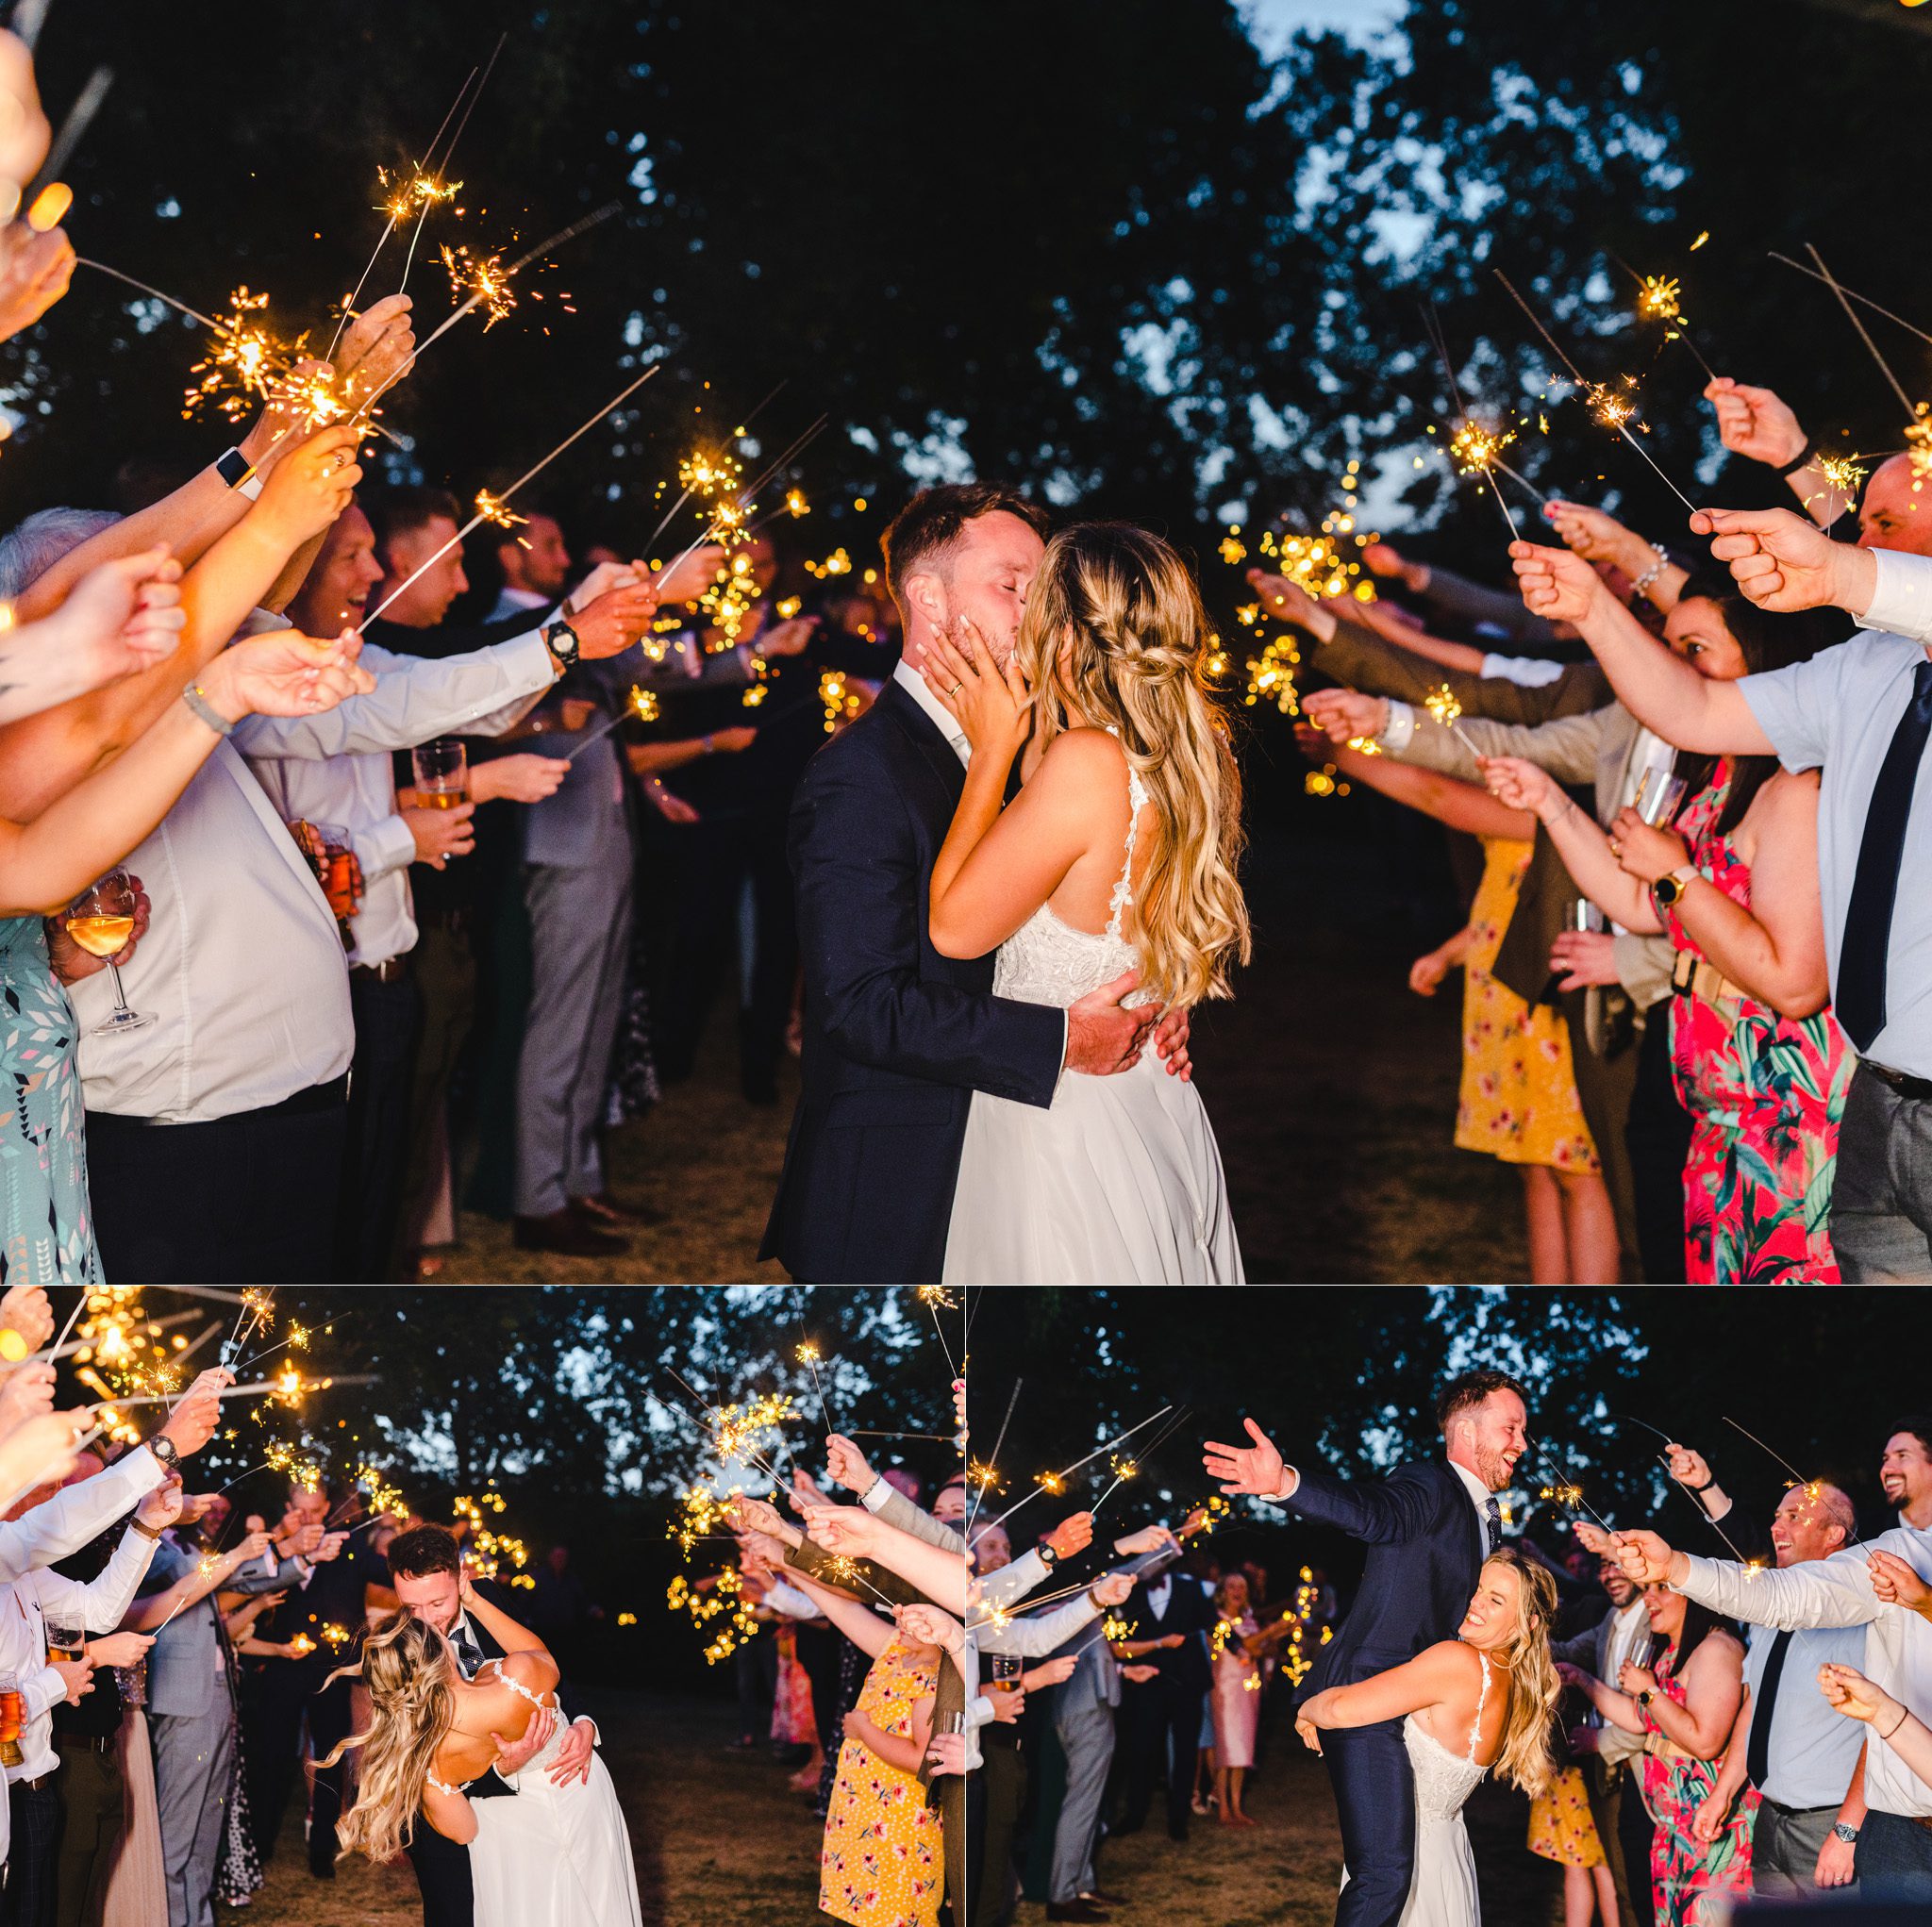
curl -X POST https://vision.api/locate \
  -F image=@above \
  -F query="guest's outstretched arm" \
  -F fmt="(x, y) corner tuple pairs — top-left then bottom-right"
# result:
(1482, 755), (1657, 932)
(1511, 541), (1771, 756)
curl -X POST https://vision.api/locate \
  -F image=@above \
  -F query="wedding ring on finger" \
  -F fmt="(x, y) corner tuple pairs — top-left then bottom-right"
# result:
(948, 681), (963, 697)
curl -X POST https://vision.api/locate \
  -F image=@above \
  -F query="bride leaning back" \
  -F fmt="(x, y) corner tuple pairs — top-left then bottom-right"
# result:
(327, 1576), (642, 1926)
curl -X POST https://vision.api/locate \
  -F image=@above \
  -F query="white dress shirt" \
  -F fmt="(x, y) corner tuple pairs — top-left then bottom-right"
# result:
(1674, 1524), (1932, 1819)
(1478, 653), (1566, 688)
(0, 1449), (165, 1586)
(1594, 1597), (1653, 1767)
(240, 632), (555, 968)
(0, 1522), (157, 1783)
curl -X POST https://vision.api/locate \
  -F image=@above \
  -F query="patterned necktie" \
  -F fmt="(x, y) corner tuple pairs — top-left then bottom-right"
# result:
(451, 1620), (483, 1676)
(1744, 1629), (1793, 1789)
(1837, 658), (1932, 1052)
(1485, 1497), (1502, 1555)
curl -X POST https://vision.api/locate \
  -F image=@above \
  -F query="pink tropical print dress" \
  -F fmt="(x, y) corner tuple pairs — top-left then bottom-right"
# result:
(1638, 1641), (1756, 1924)
(1454, 839), (1600, 1172)
(1664, 767), (1853, 1283)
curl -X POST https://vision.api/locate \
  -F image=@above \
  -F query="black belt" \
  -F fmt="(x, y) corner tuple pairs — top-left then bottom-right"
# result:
(1759, 1797), (1840, 1819)
(1860, 1060), (1932, 1103)
(351, 957), (408, 984)
(90, 1074), (350, 1130)
(55, 1734), (114, 1755)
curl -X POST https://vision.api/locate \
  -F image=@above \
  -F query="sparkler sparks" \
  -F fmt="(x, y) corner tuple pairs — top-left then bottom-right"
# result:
(1424, 683), (1485, 758)
(667, 1569), (761, 1665)
(916, 1286), (960, 1378)
(474, 488), (526, 532)
(440, 243), (516, 331)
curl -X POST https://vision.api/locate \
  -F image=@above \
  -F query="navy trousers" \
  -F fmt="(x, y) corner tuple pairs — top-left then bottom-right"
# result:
(1327, 1719), (1416, 1927)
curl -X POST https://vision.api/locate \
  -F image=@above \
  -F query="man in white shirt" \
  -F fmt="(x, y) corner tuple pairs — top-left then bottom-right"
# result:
(0, 1476), (176, 1917)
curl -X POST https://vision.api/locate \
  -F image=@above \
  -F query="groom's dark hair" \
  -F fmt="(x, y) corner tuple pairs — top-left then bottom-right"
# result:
(1435, 1369), (1530, 1433)
(881, 484), (1050, 617)
(387, 1523), (463, 1581)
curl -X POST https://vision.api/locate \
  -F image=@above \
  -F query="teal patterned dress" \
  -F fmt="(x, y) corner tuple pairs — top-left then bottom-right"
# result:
(0, 917), (102, 1284)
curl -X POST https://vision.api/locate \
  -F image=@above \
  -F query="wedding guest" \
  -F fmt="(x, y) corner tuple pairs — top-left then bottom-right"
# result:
(1564, 1586), (1753, 1920)
(1819, 1665), (1932, 1809)
(1208, 1571), (1284, 1827)
(1881, 1420), (1932, 1531)
(1516, 515), (1932, 1278)
(1301, 726), (1611, 1283)
(1482, 588), (1847, 1280)
(1115, 1551), (1213, 1843)
(1682, 1483), (1865, 1899)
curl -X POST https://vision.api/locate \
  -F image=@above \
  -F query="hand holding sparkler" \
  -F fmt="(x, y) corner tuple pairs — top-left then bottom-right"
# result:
(1542, 500), (1668, 585)
(41, 547), (187, 689)
(1818, 1662), (1904, 1729)
(0, 219), (72, 343)
(201, 627), (375, 723)
(250, 425), (364, 548)
(154, 1368), (233, 1458)
(1477, 756), (1561, 822)
(893, 1603), (964, 1654)
(0, 1407), (93, 1504)
(822, 1434), (875, 1497)
(1867, 1548), (1932, 1617)
(333, 292), (416, 400)
(84, 1631), (155, 1670)
(1690, 507), (1876, 617)
(1111, 1522), (1176, 1559)
(1043, 1512), (1095, 1560)
(0, 1360), (55, 1435)
(1703, 376), (1809, 472)
(134, 1481), (184, 1534)
(1508, 541), (1614, 626)
(1303, 688), (1389, 747)
(1609, 1527), (1683, 1587)
(0, 1286), (52, 1356)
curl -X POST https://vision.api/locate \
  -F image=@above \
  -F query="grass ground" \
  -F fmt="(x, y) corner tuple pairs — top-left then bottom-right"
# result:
(245, 1688), (1567, 1926)
(438, 824), (1528, 1285)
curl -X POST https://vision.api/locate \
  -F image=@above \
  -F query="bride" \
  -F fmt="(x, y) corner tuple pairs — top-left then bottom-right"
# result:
(923, 520), (1250, 1283)
(1296, 1548), (1559, 1927)
(326, 1582), (641, 1926)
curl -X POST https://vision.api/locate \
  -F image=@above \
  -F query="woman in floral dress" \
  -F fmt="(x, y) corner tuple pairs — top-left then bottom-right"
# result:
(1485, 589), (1847, 1281)
(1565, 1586), (1753, 1925)
(1307, 729), (1612, 1283)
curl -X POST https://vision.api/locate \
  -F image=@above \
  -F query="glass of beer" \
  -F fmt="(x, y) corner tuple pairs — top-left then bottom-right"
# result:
(64, 869), (153, 1035)
(0, 1671), (24, 1768)
(411, 739), (469, 812)
(288, 822), (360, 949)
(43, 1620), (79, 1665)
(990, 1654), (1023, 1694)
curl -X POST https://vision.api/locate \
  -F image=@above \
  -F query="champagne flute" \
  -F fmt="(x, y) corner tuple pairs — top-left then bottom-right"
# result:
(64, 870), (152, 1035)
(1634, 767), (1690, 830)
(1566, 899), (1606, 936)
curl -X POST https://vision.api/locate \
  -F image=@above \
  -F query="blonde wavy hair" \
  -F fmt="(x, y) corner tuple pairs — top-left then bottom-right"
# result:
(1478, 1548), (1561, 1798)
(322, 1611), (458, 1864)
(1014, 522), (1250, 1007)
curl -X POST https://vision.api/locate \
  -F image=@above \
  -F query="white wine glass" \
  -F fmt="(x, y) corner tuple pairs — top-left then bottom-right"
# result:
(64, 870), (152, 1035)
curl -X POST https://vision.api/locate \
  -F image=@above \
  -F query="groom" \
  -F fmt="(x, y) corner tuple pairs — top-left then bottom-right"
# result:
(761, 482), (1188, 1284)
(1204, 1369), (1529, 1927)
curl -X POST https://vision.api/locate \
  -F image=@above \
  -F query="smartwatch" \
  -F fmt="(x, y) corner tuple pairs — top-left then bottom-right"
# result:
(543, 620), (582, 673)
(213, 447), (263, 501)
(1652, 865), (1698, 909)
(147, 1434), (179, 1470)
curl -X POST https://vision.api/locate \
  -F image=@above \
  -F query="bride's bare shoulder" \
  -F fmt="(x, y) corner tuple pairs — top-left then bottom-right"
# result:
(1033, 727), (1132, 806)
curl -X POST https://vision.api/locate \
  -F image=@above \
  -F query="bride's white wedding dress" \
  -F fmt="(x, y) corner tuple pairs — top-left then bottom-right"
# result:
(435, 1665), (642, 1927)
(943, 745), (1242, 1283)
(1381, 1653), (1492, 1927)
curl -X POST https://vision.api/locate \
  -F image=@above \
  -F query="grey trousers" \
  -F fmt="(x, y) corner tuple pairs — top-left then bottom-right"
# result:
(150, 1704), (232, 1927)
(1751, 1801), (1840, 1898)
(1051, 1705), (1116, 1903)
(1831, 1065), (1932, 1282)
(514, 860), (634, 1217)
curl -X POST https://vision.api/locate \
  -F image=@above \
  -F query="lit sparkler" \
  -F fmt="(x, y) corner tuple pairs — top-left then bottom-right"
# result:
(1424, 683), (1484, 759)
(563, 683), (662, 763)
(915, 1286), (959, 1378)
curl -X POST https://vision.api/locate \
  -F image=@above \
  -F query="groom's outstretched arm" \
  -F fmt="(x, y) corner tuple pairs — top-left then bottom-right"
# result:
(792, 741), (1065, 1106)
(1206, 1420), (1443, 1544)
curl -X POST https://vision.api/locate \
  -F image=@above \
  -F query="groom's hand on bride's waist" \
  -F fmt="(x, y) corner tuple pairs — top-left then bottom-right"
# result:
(545, 1717), (598, 1787)
(1065, 972), (1158, 1077)
(491, 1707), (557, 1778)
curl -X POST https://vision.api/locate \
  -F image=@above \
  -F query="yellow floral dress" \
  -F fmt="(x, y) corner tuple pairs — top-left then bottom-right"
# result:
(819, 1641), (941, 1927)
(1454, 838), (1599, 1172)
(1527, 1764), (1605, 1867)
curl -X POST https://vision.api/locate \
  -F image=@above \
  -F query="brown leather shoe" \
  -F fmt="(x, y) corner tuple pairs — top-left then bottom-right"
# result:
(513, 1209), (628, 1257)
(570, 1192), (666, 1229)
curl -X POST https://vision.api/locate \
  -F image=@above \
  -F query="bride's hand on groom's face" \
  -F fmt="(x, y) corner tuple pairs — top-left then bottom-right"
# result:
(923, 618), (1030, 757)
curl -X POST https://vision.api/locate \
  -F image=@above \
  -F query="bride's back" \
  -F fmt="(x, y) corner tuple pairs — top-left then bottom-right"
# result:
(1013, 522), (1250, 1009)
(437, 1650), (559, 1781)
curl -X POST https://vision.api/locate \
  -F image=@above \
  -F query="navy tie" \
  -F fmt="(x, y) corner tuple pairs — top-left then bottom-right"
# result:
(1744, 1628), (1793, 1790)
(1838, 658), (1932, 1053)
(1484, 1497), (1501, 1555)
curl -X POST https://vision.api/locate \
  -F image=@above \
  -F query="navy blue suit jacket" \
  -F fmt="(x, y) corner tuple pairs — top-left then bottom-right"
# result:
(1289, 1458), (1485, 1703)
(760, 678), (1065, 1282)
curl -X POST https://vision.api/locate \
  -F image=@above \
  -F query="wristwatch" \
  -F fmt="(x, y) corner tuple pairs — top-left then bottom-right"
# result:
(1652, 865), (1699, 909)
(542, 620), (582, 672)
(1038, 1539), (1060, 1569)
(147, 1434), (179, 1470)
(1831, 1821), (1860, 1846)
(212, 445), (263, 501)
(1636, 1687), (1656, 1708)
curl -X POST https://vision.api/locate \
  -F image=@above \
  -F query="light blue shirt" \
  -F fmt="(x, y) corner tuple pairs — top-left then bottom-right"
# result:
(1738, 549), (1932, 1077)
(1742, 1619), (1867, 1811)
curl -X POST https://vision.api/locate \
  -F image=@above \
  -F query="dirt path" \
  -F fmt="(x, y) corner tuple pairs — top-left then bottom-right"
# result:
(438, 822), (1527, 1285)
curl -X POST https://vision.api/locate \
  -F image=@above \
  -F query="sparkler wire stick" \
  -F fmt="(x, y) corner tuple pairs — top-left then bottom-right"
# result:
(796, 1328), (833, 1437)
(1721, 1415), (1814, 1490)
(74, 259), (220, 330)
(965, 1378), (1023, 1535)
(398, 39), (504, 296)
(10, 0), (49, 54)
(41, 1289), (90, 1364)
(986, 1404), (1176, 1531)
(1091, 1404), (1193, 1515)
(1805, 243), (1921, 421)
(85, 1373), (376, 1411)
(32, 63), (110, 193)
(358, 363), (660, 634)
(1767, 254), (1932, 347)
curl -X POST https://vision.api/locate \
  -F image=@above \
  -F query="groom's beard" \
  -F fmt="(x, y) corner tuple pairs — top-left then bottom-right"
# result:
(1473, 1446), (1514, 1492)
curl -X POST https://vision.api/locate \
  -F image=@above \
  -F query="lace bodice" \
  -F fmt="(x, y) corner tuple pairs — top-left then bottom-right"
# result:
(1403, 1652), (1491, 1822)
(994, 747), (1152, 1009)
(427, 1661), (562, 1796)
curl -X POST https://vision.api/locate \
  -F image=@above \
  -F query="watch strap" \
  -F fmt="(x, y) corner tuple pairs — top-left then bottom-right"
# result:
(214, 446), (251, 489)
(545, 621), (581, 671)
